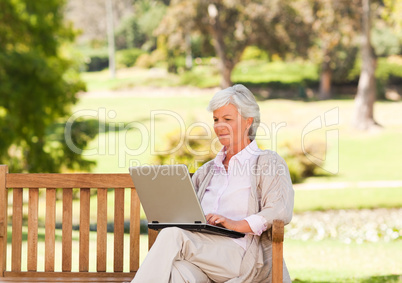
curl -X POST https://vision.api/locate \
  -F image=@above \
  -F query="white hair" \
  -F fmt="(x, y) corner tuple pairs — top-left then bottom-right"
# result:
(207, 84), (260, 140)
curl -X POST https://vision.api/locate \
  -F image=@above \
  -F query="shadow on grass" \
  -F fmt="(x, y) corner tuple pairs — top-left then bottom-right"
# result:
(293, 274), (402, 283)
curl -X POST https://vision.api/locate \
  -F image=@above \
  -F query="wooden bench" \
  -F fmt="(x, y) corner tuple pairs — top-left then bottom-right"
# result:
(0, 165), (284, 282)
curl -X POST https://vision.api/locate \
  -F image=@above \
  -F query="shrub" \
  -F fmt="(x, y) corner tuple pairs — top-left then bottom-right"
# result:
(154, 128), (326, 183)
(86, 55), (109, 72)
(278, 141), (326, 183)
(240, 46), (269, 61)
(135, 53), (154, 68)
(116, 48), (145, 68)
(153, 128), (219, 173)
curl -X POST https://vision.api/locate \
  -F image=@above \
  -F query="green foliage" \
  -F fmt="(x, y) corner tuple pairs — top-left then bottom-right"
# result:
(135, 53), (154, 69)
(240, 46), (269, 61)
(86, 55), (109, 72)
(115, 16), (146, 50)
(153, 129), (219, 173)
(348, 56), (402, 99)
(116, 48), (145, 68)
(134, 49), (167, 69)
(154, 128), (325, 182)
(278, 141), (326, 184)
(372, 25), (401, 57)
(115, 0), (167, 51)
(0, 0), (91, 172)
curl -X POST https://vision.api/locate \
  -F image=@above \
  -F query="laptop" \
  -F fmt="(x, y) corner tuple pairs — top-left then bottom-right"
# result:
(129, 164), (245, 239)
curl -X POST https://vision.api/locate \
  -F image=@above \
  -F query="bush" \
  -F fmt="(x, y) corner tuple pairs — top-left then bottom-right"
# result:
(155, 128), (326, 183)
(116, 48), (145, 68)
(135, 53), (154, 68)
(86, 55), (109, 72)
(153, 128), (219, 173)
(240, 46), (269, 61)
(278, 141), (326, 183)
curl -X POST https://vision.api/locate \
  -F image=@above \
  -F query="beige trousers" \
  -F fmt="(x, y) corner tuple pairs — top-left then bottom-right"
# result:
(131, 227), (245, 283)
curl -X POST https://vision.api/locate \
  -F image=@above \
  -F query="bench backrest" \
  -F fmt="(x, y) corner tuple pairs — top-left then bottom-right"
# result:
(0, 165), (147, 281)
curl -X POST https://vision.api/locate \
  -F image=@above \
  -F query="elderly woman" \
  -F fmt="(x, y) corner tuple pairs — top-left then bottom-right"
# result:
(132, 84), (294, 283)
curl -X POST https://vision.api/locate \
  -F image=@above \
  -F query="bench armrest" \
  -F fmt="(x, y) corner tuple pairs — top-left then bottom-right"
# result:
(271, 219), (284, 283)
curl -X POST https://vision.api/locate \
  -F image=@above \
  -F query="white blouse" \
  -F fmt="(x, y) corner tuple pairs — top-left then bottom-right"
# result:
(201, 140), (268, 249)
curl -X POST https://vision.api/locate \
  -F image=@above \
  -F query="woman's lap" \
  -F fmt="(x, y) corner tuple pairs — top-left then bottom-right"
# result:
(133, 227), (244, 283)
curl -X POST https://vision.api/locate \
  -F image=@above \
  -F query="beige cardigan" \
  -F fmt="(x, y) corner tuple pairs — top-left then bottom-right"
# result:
(191, 150), (294, 283)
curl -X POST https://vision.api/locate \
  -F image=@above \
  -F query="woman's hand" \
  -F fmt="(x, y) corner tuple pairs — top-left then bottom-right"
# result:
(205, 213), (253, 233)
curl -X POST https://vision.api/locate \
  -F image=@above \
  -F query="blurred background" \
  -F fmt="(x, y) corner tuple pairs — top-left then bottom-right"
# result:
(1, 0), (402, 281)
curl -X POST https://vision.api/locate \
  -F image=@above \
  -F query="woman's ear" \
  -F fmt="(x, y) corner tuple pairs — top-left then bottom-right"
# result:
(247, 117), (253, 128)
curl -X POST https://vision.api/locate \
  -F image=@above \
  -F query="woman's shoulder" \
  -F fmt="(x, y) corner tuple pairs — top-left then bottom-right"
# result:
(192, 160), (214, 178)
(257, 149), (286, 163)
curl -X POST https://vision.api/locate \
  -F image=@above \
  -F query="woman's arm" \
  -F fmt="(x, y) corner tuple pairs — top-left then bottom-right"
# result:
(206, 213), (253, 233)
(256, 152), (295, 227)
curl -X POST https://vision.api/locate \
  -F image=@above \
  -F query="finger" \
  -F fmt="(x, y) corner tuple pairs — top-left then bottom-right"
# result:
(215, 217), (224, 224)
(206, 214), (213, 223)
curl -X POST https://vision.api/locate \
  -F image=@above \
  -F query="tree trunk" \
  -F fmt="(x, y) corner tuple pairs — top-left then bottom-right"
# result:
(208, 3), (234, 88)
(220, 60), (233, 88)
(319, 59), (332, 100)
(105, 0), (115, 79)
(353, 0), (379, 130)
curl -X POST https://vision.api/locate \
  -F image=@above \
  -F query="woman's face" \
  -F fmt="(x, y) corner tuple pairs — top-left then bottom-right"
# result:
(213, 103), (253, 151)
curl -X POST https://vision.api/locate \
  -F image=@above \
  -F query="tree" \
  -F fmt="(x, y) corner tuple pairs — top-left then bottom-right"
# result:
(307, 0), (361, 99)
(115, 0), (168, 50)
(353, 0), (380, 130)
(157, 0), (312, 88)
(65, 0), (134, 45)
(0, 0), (91, 172)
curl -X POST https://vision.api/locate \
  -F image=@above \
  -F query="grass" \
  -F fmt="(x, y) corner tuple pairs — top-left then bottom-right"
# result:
(232, 59), (318, 85)
(81, 60), (319, 91)
(71, 96), (402, 184)
(294, 187), (402, 213)
(81, 68), (182, 91)
(6, 226), (149, 273)
(285, 239), (402, 282)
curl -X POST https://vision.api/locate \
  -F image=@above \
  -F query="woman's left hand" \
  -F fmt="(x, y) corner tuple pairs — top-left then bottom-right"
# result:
(205, 213), (252, 233)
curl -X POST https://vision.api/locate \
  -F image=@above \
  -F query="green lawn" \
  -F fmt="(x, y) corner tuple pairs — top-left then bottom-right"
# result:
(71, 95), (402, 185)
(285, 239), (402, 282)
(6, 226), (149, 273)
(81, 60), (318, 91)
(294, 187), (402, 212)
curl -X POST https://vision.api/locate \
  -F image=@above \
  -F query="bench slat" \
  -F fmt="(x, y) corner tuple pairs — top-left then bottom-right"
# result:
(45, 188), (56, 272)
(27, 189), (39, 271)
(11, 189), (23, 272)
(114, 189), (124, 272)
(97, 188), (107, 272)
(79, 188), (90, 272)
(62, 189), (73, 272)
(129, 189), (140, 272)
(3, 271), (136, 281)
(6, 174), (134, 189)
